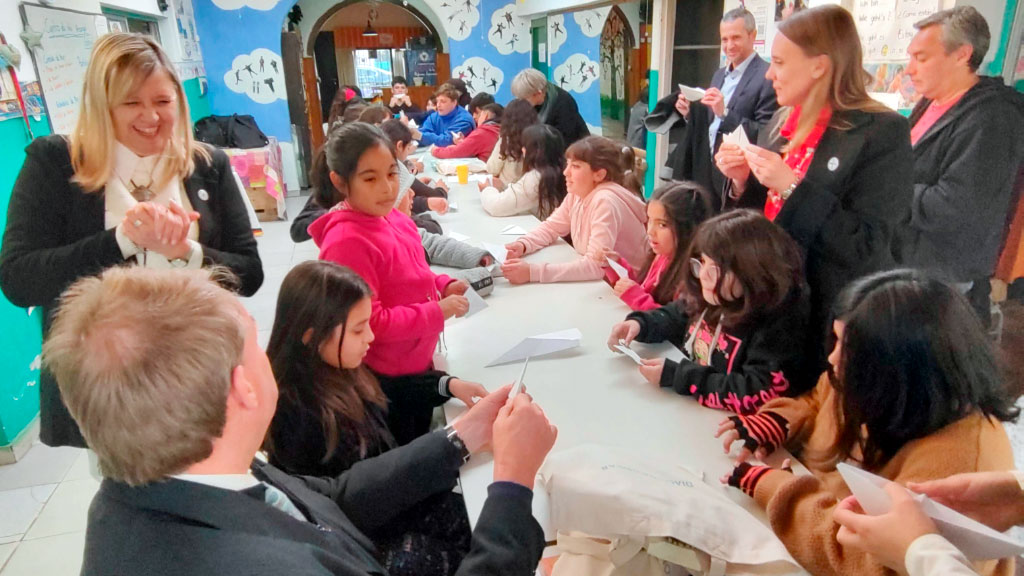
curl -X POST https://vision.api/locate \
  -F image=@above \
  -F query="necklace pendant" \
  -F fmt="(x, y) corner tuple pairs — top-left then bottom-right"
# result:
(132, 186), (152, 202)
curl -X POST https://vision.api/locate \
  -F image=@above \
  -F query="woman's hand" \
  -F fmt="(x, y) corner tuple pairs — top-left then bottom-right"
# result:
(908, 472), (1024, 532)
(505, 240), (526, 260)
(742, 145), (798, 193)
(449, 378), (489, 407)
(834, 483), (939, 571)
(501, 259), (531, 285)
(122, 202), (198, 259)
(638, 358), (665, 386)
(715, 143), (751, 184)
(613, 277), (638, 297)
(606, 319), (641, 351)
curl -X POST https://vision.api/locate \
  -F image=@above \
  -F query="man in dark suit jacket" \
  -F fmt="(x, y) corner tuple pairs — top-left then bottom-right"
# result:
(43, 267), (557, 576)
(645, 9), (777, 207)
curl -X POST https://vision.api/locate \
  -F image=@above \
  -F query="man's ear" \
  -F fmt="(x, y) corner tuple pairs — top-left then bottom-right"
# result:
(229, 365), (259, 410)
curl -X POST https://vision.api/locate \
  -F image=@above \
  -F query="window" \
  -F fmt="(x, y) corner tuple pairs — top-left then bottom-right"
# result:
(353, 49), (393, 97)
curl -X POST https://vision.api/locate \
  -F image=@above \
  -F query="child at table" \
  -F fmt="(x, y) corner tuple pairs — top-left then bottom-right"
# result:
(264, 260), (473, 575)
(715, 269), (1018, 576)
(604, 181), (713, 311)
(309, 122), (487, 445)
(481, 124), (566, 220)
(432, 103), (502, 162)
(501, 136), (648, 284)
(485, 98), (538, 185)
(381, 119), (449, 215)
(608, 210), (812, 413)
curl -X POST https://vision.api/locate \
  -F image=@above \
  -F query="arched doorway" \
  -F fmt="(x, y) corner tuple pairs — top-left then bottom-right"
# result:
(599, 6), (635, 141)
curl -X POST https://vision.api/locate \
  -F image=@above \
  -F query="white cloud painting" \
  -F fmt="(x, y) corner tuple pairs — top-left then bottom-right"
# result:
(425, 0), (480, 42)
(547, 14), (567, 55)
(553, 53), (600, 93)
(223, 48), (286, 104)
(574, 7), (610, 38)
(452, 56), (504, 96)
(487, 3), (530, 55)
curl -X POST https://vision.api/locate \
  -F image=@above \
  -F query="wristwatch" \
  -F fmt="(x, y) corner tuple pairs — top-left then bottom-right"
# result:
(443, 423), (471, 464)
(169, 243), (195, 268)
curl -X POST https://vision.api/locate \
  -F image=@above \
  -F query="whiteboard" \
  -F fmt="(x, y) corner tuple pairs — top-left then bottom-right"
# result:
(20, 3), (109, 135)
(854, 0), (939, 62)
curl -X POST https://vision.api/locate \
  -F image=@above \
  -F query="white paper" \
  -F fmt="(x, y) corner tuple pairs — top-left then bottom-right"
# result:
(868, 91), (901, 111)
(449, 200), (459, 212)
(448, 231), (470, 242)
(836, 463), (1024, 560)
(436, 159), (488, 175)
(509, 357), (530, 398)
(722, 127), (751, 149)
(486, 328), (582, 367)
(678, 84), (706, 102)
(606, 257), (630, 279)
(613, 344), (645, 365)
(482, 242), (507, 265)
(501, 225), (528, 236)
(463, 287), (488, 318)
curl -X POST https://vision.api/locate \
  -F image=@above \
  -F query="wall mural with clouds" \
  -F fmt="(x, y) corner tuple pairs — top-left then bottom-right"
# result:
(426, 0), (528, 104)
(193, 0), (292, 141)
(548, 6), (608, 133)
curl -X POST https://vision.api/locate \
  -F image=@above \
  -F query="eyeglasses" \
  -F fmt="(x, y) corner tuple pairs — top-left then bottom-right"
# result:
(689, 258), (720, 282)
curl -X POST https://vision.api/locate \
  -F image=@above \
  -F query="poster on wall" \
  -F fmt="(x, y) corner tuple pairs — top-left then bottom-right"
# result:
(854, 0), (938, 61)
(175, 0), (202, 62)
(405, 48), (437, 86)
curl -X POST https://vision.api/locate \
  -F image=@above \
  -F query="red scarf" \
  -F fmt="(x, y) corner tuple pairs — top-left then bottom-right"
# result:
(764, 105), (832, 221)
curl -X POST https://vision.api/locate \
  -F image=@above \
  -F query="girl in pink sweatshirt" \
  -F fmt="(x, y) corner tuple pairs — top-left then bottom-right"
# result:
(501, 136), (649, 284)
(309, 122), (486, 444)
(604, 181), (714, 311)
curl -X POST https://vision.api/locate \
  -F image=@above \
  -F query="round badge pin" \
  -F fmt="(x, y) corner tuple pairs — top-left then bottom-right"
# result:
(827, 157), (839, 172)
(198, 189), (210, 201)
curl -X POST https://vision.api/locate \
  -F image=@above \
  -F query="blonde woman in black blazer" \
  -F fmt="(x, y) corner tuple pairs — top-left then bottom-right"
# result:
(716, 6), (913, 367)
(0, 33), (262, 448)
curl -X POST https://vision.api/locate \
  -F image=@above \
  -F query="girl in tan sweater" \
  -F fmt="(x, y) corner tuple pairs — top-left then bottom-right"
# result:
(716, 269), (1019, 576)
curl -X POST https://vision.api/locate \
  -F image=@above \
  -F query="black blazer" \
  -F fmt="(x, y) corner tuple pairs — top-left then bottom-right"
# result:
(733, 108), (913, 363)
(0, 135), (263, 447)
(540, 83), (590, 145)
(647, 56), (777, 204)
(80, 431), (544, 576)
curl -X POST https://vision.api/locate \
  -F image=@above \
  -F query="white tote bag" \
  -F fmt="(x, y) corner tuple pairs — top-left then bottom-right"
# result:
(539, 445), (805, 575)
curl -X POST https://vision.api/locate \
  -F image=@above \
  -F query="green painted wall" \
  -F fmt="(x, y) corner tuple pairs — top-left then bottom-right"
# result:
(183, 77), (211, 123)
(0, 115), (51, 446)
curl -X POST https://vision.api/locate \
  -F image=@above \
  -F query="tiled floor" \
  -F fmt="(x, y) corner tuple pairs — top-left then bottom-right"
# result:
(0, 194), (309, 575)
(0, 192), (1022, 574)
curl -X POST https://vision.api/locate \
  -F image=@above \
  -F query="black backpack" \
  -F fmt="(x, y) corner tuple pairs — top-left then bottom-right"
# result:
(193, 114), (270, 149)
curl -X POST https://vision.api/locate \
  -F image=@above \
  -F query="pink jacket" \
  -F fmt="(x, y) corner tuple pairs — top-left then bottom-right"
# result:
(517, 182), (648, 283)
(604, 253), (668, 311)
(431, 122), (500, 161)
(309, 206), (454, 376)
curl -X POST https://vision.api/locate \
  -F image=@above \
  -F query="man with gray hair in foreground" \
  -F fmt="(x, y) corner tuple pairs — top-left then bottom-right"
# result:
(44, 267), (557, 576)
(895, 6), (1024, 326)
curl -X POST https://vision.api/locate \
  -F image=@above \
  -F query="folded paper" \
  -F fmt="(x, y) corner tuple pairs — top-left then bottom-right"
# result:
(487, 328), (582, 367)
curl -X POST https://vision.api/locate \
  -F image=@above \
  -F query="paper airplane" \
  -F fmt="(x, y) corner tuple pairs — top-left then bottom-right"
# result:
(501, 224), (528, 236)
(448, 231), (470, 242)
(678, 84), (706, 102)
(463, 286), (489, 318)
(482, 242), (507, 265)
(486, 328), (582, 367)
(722, 126), (751, 149)
(837, 463), (1024, 560)
(606, 257), (630, 280)
(613, 343), (644, 365)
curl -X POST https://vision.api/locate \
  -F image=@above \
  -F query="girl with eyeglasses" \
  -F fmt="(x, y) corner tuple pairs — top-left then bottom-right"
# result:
(607, 210), (814, 415)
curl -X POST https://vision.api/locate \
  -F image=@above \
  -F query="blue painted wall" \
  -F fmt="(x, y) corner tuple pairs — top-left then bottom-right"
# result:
(193, 0), (293, 142)
(547, 9), (604, 132)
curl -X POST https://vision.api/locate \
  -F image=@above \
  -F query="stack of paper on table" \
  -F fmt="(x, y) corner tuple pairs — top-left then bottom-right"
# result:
(445, 174), (489, 184)
(487, 329), (582, 367)
(436, 159), (488, 175)
(837, 463), (1024, 560)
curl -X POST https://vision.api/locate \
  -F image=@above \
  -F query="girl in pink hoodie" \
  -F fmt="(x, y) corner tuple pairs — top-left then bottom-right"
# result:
(501, 137), (649, 284)
(309, 122), (486, 444)
(604, 181), (714, 311)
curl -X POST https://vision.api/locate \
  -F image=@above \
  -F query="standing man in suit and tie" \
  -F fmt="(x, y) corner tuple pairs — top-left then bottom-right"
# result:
(44, 267), (558, 576)
(646, 9), (778, 207)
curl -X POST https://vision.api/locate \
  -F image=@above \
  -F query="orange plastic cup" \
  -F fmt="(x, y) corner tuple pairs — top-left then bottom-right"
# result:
(456, 164), (469, 185)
